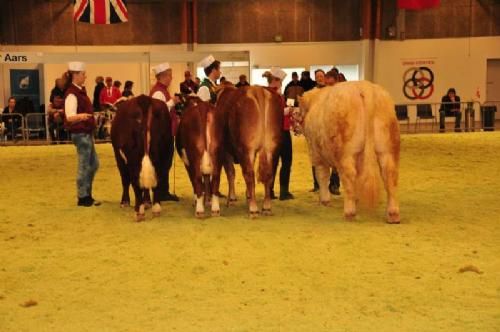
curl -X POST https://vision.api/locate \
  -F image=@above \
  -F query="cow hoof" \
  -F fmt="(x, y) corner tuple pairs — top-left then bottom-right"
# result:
(344, 212), (356, 221)
(320, 201), (331, 207)
(152, 211), (161, 218)
(262, 208), (273, 216)
(211, 210), (220, 217)
(120, 201), (130, 208)
(249, 211), (260, 219)
(195, 212), (205, 219)
(136, 213), (146, 222)
(144, 202), (152, 210)
(387, 212), (401, 224)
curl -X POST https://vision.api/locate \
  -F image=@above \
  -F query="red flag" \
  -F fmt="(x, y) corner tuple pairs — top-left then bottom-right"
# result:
(398, 0), (440, 10)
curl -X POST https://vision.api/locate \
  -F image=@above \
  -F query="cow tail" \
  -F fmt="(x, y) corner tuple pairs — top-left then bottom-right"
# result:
(139, 104), (158, 189)
(257, 88), (273, 184)
(200, 108), (213, 175)
(356, 88), (380, 209)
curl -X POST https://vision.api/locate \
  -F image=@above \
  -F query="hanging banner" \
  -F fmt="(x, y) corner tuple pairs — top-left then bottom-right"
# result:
(401, 58), (436, 100)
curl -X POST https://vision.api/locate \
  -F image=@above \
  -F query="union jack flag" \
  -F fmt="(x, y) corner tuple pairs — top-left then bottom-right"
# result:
(74, 0), (128, 24)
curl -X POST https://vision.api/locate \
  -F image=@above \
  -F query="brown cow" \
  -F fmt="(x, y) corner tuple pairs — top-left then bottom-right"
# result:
(295, 81), (401, 223)
(216, 86), (283, 217)
(111, 95), (173, 221)
(175, 97), (227, 217)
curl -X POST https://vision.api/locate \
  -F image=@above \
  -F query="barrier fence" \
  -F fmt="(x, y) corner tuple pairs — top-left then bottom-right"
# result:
(0, 102), (497, 145)
(0, 111), (115, 145)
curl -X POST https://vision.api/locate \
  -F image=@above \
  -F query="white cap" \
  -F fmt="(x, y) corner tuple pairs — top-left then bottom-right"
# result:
(68, 61), (85, 71)
(270, 67), (287, 81)
(199, 55), (216, 69)
(152, 63), (171, 76)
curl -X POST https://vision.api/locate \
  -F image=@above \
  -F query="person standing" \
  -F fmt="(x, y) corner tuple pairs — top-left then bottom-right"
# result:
(64, 62), (100, 207)
(235, 74), (250, 88)
(265, 67), (294, 200)
(299, 71), (316, 92)
(197, 55), (221, 104)
(150, 62), (180, 202)
(122, 80), (134, 98)
(180, 70), (199, 95)
(99, 77), (121, 109)
(92, 76), (105, 111)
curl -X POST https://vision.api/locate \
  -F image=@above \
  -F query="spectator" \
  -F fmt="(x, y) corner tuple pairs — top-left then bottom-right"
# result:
(180, 70), (199, 95)
(309, 69), (340, 195)
(284, 71), (303, 101)
(325, 70), (339, 86)
(48, 78), (68, 141)
(50, 78), (65, 103)
(440, 88), (462, 132)
(219, 76), (227, 85)
(314, 69), (326, 88)
(93, 76), (105, 111)
(122, 80), (134, 98)
(113, 80), (122, 90)
(2, 97), (21, 140)
(263, 68), (294, 201)
(299, 71), (316, 92)
(99, 77), (122, 108)
(331, 67), (340, 75)
(195, 77), (201, 86)
(338, 73), (347, 82)
(235, 74), (250, 88)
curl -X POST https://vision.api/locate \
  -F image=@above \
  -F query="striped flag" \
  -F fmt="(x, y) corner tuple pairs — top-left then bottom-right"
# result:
(74, 0), (128, 24)
(398, 0), (440, 10)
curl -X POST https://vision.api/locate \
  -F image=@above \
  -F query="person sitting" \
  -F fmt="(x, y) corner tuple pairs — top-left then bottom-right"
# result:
(440, 88), (462, 132)
(99, 77), (121, 109)
(180, 70), (199, 95)
(235, 74), (250, 88)
(122, 80), (134, 98)
(2, 97), (21, 141)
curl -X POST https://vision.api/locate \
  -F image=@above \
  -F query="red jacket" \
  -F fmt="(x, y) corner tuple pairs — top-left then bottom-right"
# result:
(99, 86), (121, 106)
(64, 85), (95, 134)
(150, 82), (178, 136)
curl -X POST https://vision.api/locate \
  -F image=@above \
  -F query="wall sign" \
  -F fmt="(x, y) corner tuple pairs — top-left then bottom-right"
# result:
(401, 58), (436, 100)
(0, 52), (39, 63)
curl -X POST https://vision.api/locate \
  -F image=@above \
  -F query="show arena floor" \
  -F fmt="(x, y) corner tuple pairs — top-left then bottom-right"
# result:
(0, 132), (499, 331)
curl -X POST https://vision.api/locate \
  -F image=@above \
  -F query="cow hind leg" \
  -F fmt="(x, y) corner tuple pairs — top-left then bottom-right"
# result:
(259, 150), (275, 216)
(193, 169), (205, 218)
(339, 156), (358, 221)
(114, 149), (131, 208)
(143, 190), (152, 210)
(223, 154), (237, 205)
(377, 152), (400, 224)
(315, 164), (332, 206)
(131, 181), (146, 222)
(210, 161), (222, 216)
(241, 153), (259, 218)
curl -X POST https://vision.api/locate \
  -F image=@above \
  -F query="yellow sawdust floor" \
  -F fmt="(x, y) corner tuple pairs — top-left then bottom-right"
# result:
(0, 132), (499, 331)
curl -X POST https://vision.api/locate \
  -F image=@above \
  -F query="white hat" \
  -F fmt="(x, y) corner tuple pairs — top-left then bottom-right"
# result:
(199, 55), (216, 69)
(152, 63), (171, 75)
(270, 67), (287, 81)
(68, 61), (85, 71)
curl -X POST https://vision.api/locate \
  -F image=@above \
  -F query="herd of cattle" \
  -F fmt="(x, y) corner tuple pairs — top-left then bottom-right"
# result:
(111, 81), (401, 224)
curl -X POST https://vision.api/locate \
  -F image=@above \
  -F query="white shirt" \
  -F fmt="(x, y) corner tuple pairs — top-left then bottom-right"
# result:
(152, 91), (175, 110)
(64, 83), (83, 118)
(197, 78), (217, 102)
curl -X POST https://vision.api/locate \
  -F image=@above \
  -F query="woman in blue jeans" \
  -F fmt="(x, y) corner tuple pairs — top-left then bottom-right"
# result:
(64, 61), (100, 207)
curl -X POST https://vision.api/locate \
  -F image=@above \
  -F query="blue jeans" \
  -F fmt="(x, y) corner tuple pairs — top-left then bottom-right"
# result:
(72, 133), (99, 199)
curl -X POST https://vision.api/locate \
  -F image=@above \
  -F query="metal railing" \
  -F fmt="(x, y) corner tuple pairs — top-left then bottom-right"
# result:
(0, 110), (116, 145)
